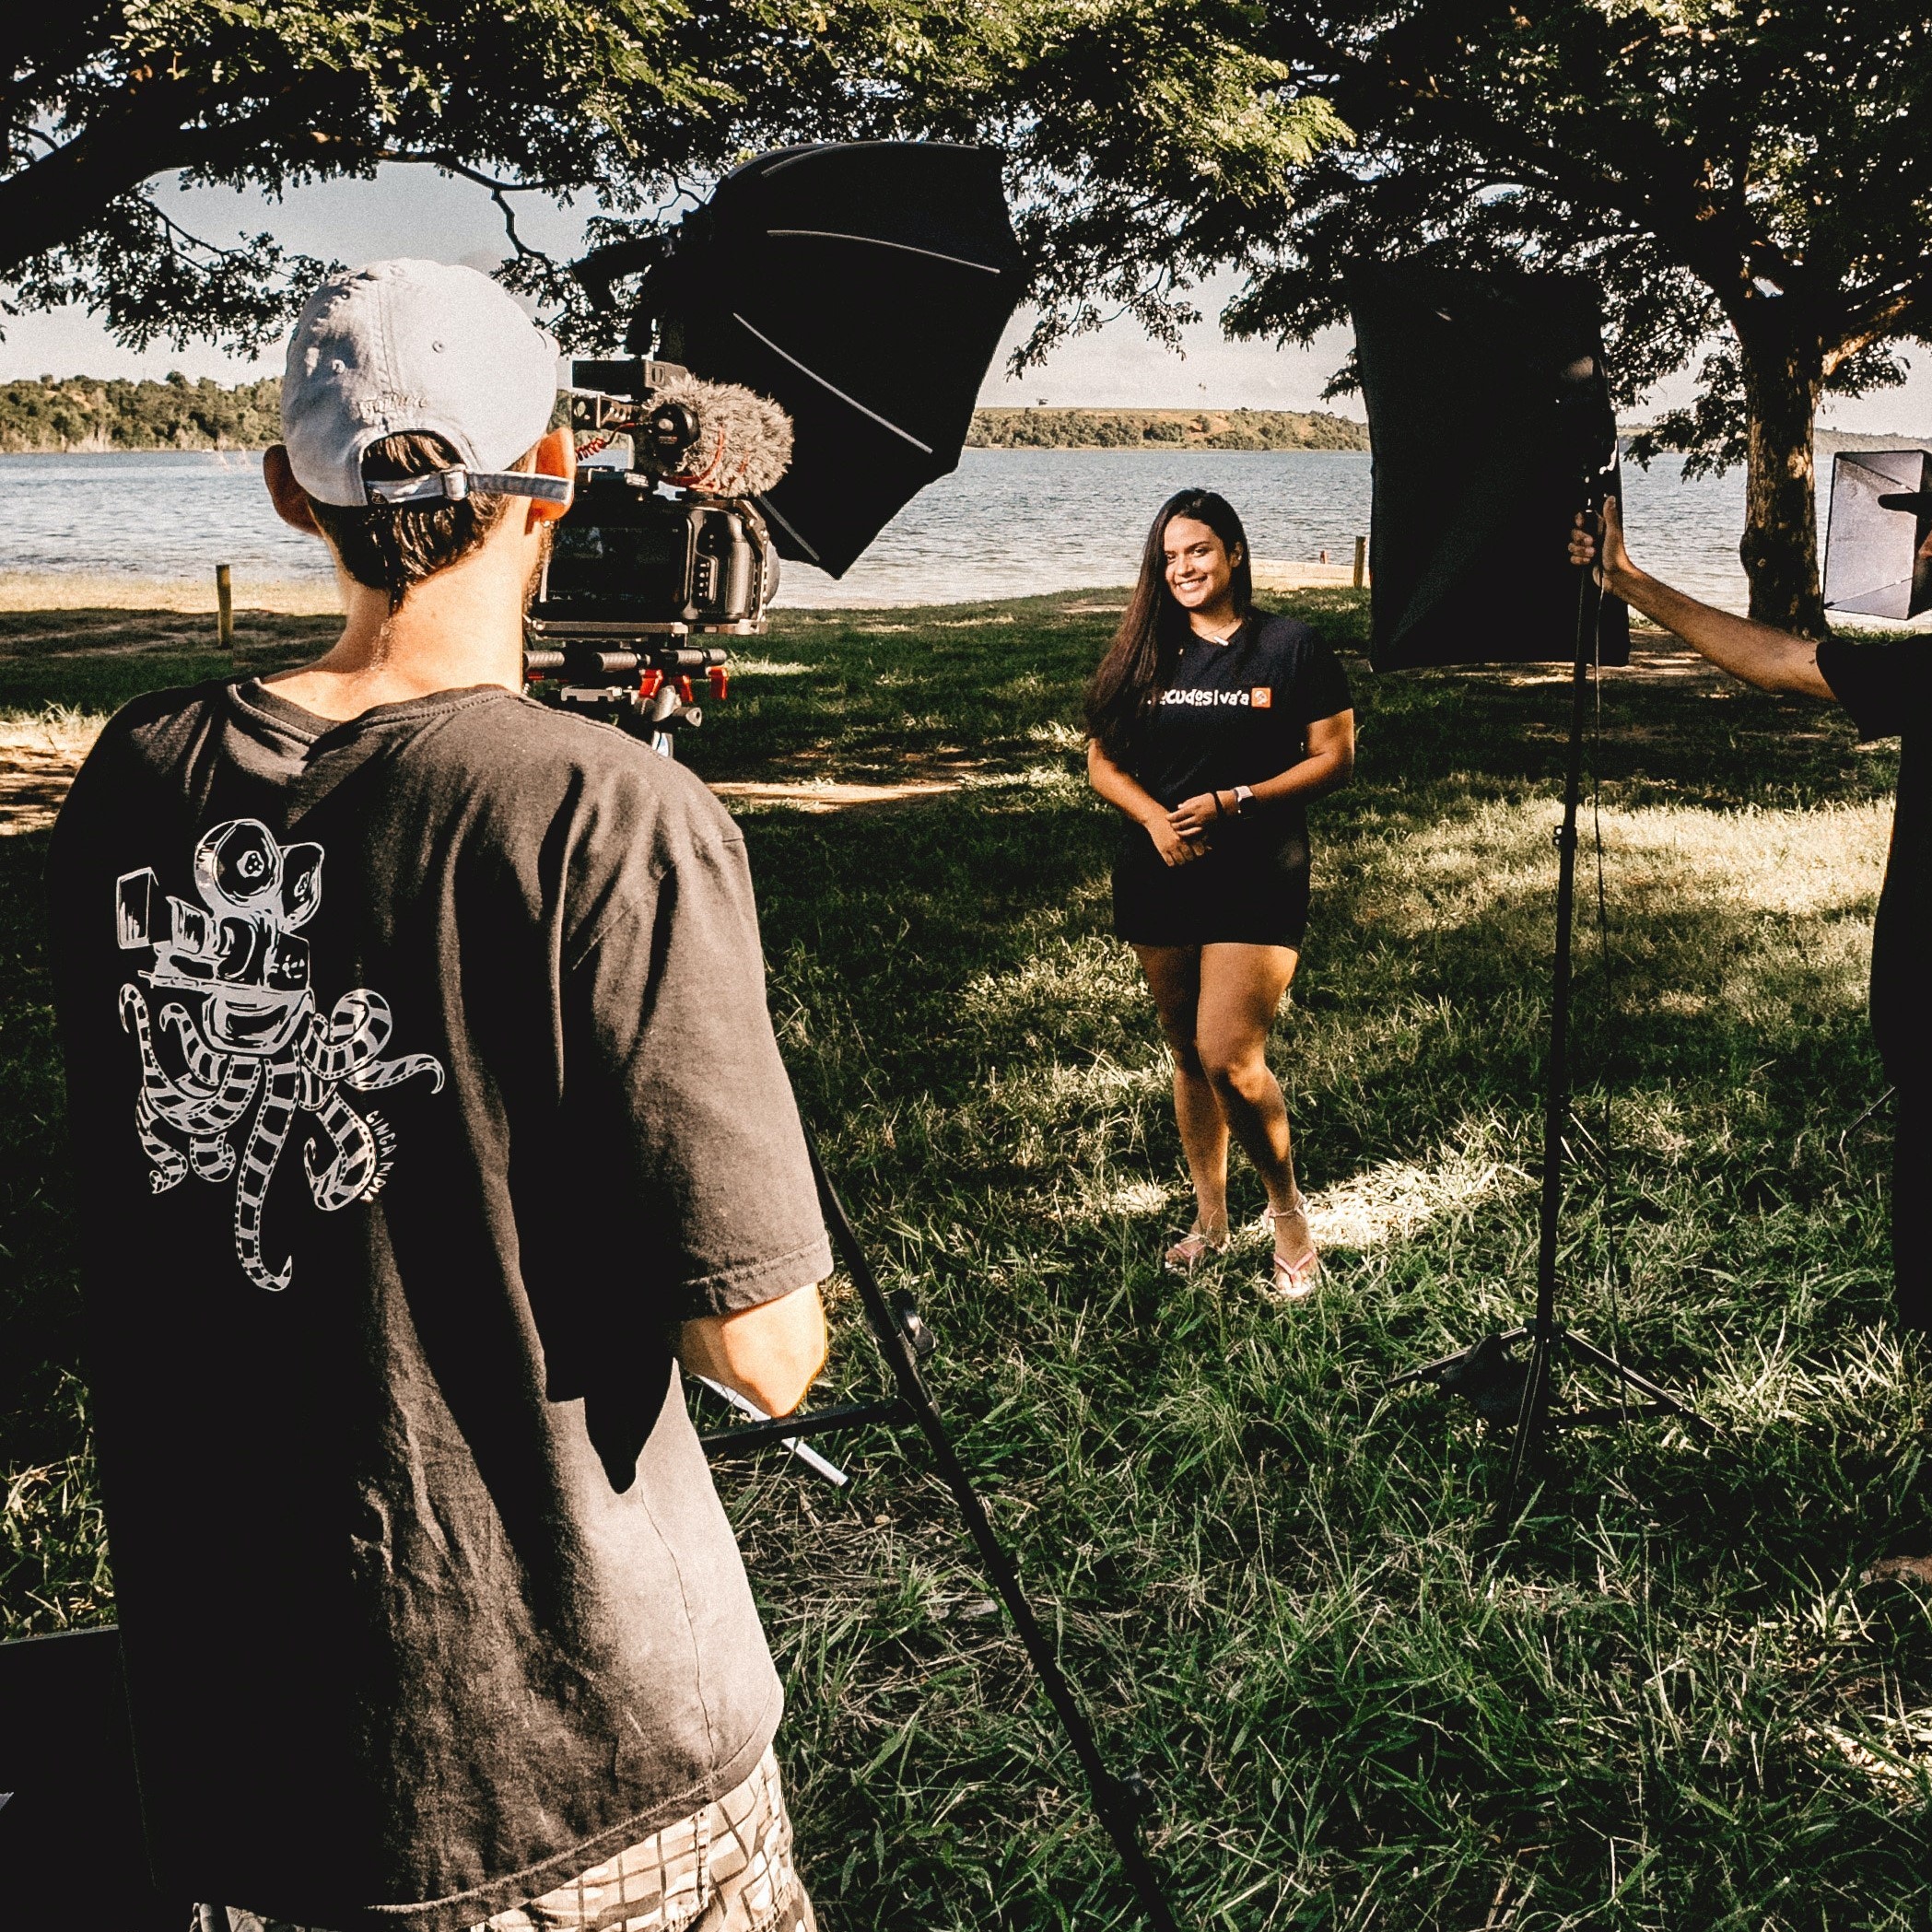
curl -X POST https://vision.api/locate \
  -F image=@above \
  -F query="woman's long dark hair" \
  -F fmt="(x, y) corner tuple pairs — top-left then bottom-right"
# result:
(1083, 489), (1254, 762)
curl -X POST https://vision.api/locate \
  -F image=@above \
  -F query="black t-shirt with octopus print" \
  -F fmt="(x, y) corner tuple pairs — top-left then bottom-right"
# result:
(1119, 610), (1354, 874)
(46, 678), (831, 1932)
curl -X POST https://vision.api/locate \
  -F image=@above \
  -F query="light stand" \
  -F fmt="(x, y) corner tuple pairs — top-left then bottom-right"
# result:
(702, 1126), (1184, 1932)
(1388, 566), (1710, 1527)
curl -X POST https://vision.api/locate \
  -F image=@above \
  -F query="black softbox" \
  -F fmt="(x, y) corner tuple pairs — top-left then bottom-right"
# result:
(630, 143), (1025, 579)
(0, 1626), (179, 1926)
(1822, 448), (1932, 621)
(1348, 262), (1630, 671)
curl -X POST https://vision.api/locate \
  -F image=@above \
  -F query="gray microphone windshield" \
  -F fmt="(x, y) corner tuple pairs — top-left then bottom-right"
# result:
(638, 377), (794, 497)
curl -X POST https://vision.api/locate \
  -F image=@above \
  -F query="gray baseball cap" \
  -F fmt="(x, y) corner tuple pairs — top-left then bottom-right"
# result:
(281, 259), (568, 509)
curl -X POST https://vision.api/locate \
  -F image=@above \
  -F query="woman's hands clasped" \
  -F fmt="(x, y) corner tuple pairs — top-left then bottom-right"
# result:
(1147, 790), (1224, 866)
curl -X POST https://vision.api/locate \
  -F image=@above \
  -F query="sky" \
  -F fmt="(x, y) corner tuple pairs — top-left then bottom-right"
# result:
(5, 163), (1928, 432)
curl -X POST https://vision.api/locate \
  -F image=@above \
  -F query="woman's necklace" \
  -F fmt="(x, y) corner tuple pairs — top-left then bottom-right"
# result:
(1191, 617), (1243, 647)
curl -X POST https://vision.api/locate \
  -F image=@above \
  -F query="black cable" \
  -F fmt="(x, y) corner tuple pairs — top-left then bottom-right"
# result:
(801, 1127), (1185, 1932)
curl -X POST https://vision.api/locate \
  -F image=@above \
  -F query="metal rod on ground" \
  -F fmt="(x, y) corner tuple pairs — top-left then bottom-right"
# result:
(802, 1130), (1184, 1932)
(1352, 535), (1367, 589)
(216, 565), (234, 648)
(694, 1375), (849, 1485)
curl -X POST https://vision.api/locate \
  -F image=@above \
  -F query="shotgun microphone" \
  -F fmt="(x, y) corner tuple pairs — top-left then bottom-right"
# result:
(635, 376), (793, 497)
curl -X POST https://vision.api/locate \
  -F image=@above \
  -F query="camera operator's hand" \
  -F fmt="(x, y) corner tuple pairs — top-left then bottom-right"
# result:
(1167, 791), (1224, 842)
(1144, 814), (1204, 867)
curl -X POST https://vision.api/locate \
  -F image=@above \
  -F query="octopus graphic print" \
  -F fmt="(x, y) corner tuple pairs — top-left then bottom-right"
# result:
(114, 817), (445, 1292)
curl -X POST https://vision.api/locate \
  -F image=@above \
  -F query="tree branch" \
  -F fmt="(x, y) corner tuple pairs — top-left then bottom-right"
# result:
(1828, 277), (1932, 370)
(381, 150), (568, 198)
(0, 72), (202, 279)
(380, 150), (572, 266)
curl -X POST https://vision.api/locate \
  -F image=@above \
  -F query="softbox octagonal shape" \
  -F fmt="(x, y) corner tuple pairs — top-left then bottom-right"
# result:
(1822, 449), (1932, 621)
(633, 143), (1025, 580)
(1348, 263), (1630, 671)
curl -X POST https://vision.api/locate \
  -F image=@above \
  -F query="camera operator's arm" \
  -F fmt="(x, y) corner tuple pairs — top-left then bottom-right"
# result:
(679, 1283), (827, 1419)
(1088, 738), (1202, 867)
(1168, 709), (1356, 839)
(568, 772), (837, 1424)
(1570, 498), (1833, 699)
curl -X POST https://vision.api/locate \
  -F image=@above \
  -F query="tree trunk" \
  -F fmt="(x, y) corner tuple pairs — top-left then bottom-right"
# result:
(1737, 325), (1827, 637)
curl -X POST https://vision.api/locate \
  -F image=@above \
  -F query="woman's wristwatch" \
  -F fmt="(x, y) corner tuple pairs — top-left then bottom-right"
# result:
(1232, 784), (1255, 816)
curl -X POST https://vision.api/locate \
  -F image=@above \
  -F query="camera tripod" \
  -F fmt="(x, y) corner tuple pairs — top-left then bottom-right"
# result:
(701, 1125), (1184, 1932)
(1388, 565), (1710, 1528)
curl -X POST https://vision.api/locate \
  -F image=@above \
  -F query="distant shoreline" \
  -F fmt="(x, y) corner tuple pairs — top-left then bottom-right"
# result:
(5, 371), (1924, 459)
(966, 407), (1369, 451)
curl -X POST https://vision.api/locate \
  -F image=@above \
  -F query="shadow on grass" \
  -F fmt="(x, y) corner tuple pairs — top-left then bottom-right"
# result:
(3, 589), (1926, 1927)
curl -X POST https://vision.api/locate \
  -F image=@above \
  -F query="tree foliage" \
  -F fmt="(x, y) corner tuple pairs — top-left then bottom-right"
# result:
(4, 0), (1341, 369)
(1226, 0), (1932, 631)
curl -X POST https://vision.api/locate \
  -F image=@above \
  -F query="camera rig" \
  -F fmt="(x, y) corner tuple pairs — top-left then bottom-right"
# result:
(522, 358), (787, 754)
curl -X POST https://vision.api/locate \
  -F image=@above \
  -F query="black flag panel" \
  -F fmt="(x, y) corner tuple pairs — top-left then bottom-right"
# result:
(1347, 262), (1631, 671)
(633, 143), (1026, 579)
(0, 1626), (179, 1926)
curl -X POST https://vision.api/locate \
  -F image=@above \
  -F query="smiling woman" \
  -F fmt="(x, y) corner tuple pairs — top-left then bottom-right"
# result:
(1084, 488), (1356, 1297)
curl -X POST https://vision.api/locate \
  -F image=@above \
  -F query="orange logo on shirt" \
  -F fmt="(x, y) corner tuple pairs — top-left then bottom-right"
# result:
(1250, 686), (1273, 708)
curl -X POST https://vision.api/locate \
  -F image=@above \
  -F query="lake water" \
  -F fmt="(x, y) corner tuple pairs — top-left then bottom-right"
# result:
(0, 446), (1761, 610)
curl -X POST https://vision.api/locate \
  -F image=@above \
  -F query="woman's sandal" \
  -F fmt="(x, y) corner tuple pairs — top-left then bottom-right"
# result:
(1163, 1227), (1230, 1274)
(1260, 1200), (1320, 1301)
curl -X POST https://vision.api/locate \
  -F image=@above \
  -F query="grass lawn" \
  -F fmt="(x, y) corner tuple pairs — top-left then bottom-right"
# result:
(3, 588), (1928, 1927)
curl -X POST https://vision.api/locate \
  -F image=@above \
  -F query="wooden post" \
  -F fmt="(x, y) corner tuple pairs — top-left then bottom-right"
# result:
(216, 564), (234, 646)
(1352, 535), (1367, 590)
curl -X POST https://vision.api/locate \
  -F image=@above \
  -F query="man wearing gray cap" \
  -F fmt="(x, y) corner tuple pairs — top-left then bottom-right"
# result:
(48, 260), (828, 1932)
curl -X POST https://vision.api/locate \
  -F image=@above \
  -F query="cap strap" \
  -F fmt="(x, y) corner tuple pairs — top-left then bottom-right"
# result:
(366, 469), (572, 508)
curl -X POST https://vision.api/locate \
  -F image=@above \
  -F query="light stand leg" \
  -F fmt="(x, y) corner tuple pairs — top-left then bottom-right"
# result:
(1395, 569), (1706, 1520)
(802, 1131), (1184, 1932)
(1496, 576), (1597, 1528)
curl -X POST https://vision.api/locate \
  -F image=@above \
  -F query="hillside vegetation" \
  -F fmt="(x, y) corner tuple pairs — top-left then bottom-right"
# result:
(967, 406), (1368, 450)
(11, 377), (1923, 467)
(0, 374), (282, 451)
(0, 380), (1374, 456)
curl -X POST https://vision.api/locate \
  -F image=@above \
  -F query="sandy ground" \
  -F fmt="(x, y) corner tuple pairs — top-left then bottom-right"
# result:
(0, 716), (978, 837)
(0, 573), (342, 615)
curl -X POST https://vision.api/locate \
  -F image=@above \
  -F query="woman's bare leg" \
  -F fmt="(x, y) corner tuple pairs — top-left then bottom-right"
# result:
(1193, 943), (1314, 1270)
(1132, 944), (1230, 1241)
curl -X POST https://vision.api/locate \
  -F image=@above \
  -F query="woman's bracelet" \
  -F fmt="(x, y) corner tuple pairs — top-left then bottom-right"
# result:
(1212, 790), (1228, 817)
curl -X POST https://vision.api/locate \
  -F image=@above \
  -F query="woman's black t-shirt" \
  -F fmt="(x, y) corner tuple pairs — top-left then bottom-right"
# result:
(1118, 611), (1353, 874)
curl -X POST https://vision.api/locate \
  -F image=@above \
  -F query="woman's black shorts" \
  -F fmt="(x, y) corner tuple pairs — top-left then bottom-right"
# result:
(1111, 840), (1312, 949)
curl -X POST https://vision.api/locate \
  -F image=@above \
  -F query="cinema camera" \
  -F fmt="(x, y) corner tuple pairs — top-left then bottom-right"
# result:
(521, 362), (795, 752)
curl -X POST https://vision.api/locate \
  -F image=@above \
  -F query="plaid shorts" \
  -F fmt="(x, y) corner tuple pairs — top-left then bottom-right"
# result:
(213, 1746), (814, 1932)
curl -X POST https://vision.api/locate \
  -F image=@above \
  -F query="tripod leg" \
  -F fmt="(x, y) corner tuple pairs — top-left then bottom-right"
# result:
(1495, 1327), (1553, 1531)
(1563, 1332), (1712, 1430)
(803, 1131), (1183, 1932)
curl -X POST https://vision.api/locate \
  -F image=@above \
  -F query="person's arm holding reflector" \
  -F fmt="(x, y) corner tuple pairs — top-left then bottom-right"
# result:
(1570, 498), (1833, 699)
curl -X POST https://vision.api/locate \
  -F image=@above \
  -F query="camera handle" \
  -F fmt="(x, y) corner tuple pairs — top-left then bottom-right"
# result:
(706, 1124), (1186, 1932)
